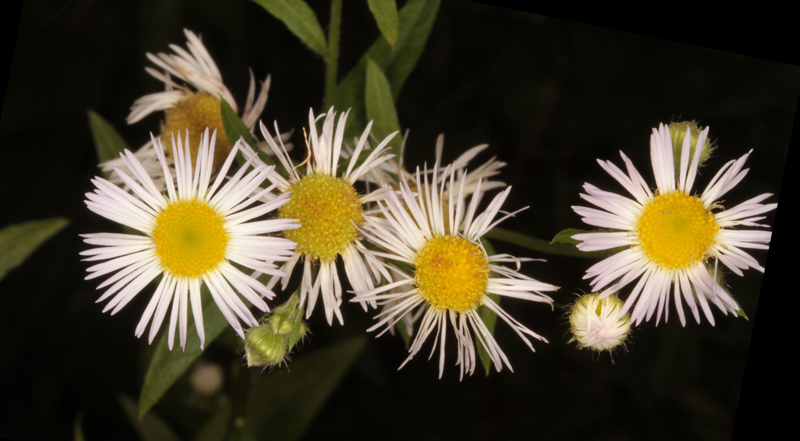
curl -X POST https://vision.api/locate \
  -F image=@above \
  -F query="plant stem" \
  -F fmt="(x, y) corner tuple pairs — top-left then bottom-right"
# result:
(323, 0), (343, 110)
(485, 227), (606, 258)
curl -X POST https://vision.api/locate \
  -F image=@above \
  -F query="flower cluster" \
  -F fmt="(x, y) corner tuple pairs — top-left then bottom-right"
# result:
(83, 31), (775, 379)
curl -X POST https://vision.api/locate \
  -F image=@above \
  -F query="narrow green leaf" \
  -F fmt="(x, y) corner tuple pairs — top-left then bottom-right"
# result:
(365, 58), (401, 156)
(251, 0), (327, 56)
(120, 395), (182, 441)
(331, 0), (440, 137)
(245, 336), (366, 441)
(367, 0), (399, 49)
(552, 228), (590, 246)
(0, 218), (68, 282)
(476, 239), (499, 375)
(88, 109), (130, 165)
(139, 287), (228, 418)
(550, 228), (626, 258)
(220, 100), (276, 169)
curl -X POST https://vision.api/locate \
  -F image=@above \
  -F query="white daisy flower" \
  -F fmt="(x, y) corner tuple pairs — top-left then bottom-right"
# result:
(82, 128), (299, 350)
(242, 107), (398, 325)
(572, 123), (776, 326)
(101, 28), (274, 189)
(353, 164), (559, 379)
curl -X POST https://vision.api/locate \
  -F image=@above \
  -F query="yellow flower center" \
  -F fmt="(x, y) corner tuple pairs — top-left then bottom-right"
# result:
(415, 235), (490, 312)
(152, 199), (229, 278)
(636, 191), (718, 269)
(278, 174), (364, 263)
(161, 93), (231, 169)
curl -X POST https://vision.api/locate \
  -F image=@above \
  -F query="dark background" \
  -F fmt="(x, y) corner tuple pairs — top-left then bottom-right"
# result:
(2, 0), (796, 440)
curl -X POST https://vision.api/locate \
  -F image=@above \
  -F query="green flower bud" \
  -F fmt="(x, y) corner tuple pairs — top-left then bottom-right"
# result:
(668, 120), (714, 169)
(245, 324), (288, 368)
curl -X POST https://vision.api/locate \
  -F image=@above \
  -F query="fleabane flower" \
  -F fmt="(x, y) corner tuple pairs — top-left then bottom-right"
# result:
(243, 107), (398, 325)
(82, 128), (298, 350)
(572, 123), (776, 326)
(102, 28), (274, 189)
(353, 164), (559, 379)
(568, 293), (631, 353)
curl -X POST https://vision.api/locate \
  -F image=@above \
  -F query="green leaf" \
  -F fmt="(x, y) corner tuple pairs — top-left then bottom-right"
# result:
(139, 286), (228, 418)
(245, 336), (366, 441)
(251, 0), (327, 56)
(552, 228), (589, 246)
(367, 0), (399, 49)
(0, 218), (68, 282)
(220, 100), (276, 169)
(88, 109), (130, 167)
(120, 395), (182, 441)
(331, 0), (439, 137)
(365, 58), (401, 156)
(477, 239), (499, 375)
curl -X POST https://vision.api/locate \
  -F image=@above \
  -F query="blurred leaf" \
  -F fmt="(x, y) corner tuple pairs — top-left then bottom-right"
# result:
(245, 336), (367, 440)
(367, 0), (399, 49)
(191, 401), (231, 441)
(73, 411), (86, 441)
(365, 58), (401, 156)
(120, 395), (182, 441)
(139, 287), (228, 418)
(477, 239), (499, 375)
(331, 0), (439, 137)
(0, 218), (68, 282)
(88, 109), (130, 166)
(251, 0), (327, 56)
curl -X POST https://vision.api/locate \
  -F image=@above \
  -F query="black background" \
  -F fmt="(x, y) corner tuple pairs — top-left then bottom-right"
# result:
(2, 0), (796, 439)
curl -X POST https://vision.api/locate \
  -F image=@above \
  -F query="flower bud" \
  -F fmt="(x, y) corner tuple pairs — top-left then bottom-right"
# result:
(668, 120), (714, 168)
(245, 324), (288, 368)
(569, 293), (631, 353)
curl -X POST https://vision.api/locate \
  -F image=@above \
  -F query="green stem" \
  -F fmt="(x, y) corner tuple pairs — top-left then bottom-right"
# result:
(485, 227), (606, 259)
(323, 0), (343, 110)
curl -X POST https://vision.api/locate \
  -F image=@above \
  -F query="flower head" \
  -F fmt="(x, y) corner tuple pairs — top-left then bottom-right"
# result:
(243, 107), (398, 325)
(102, 28), (272, 189)
(82, 129), (298, 350)
(572, 123), (776, 326)
(353, 164), (558, 379)
(568, 293), (631, 353)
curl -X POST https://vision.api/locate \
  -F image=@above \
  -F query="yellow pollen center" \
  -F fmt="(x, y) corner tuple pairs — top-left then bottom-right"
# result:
(415, 235), (490, 312)
(636, 191), (718, 269)
(152, 199), (229, 278)
(161, 93), (231, 169)
(278, 174), (363, 262)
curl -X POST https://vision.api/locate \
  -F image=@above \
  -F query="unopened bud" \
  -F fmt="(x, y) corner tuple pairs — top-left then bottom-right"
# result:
(245, 325), (288, 368)
(668, 120), (714, 167)
(569, 293), (631, 353)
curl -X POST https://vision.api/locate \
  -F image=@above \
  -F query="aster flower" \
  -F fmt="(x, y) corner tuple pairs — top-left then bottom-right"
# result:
(353, 164), (559, 379)
(82, 128), (298, 350)
(101, 28), (275, 189)
(572, 123), (776, 326)
(243, 107), (398, 325)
